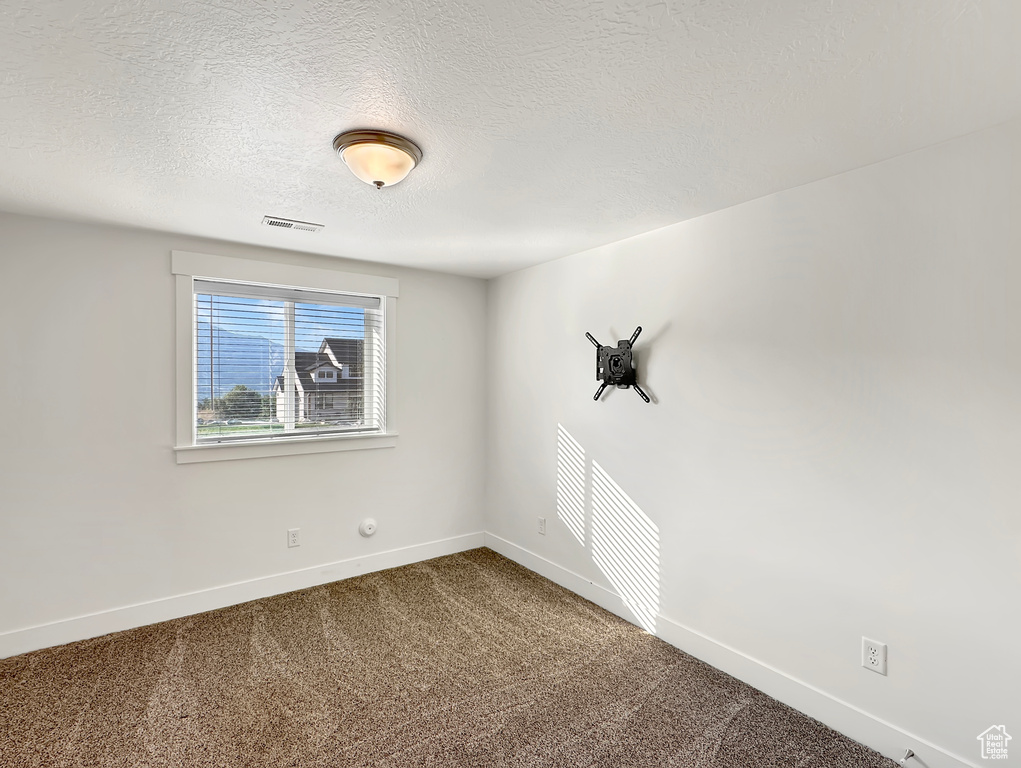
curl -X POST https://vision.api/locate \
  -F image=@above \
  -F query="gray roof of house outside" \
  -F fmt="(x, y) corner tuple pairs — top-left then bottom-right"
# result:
(274, 350), (363, 393)
(321, 338), (364, 377)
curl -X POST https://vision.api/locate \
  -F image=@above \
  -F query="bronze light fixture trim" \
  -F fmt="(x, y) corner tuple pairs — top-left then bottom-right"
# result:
(332, 130), (423, 189)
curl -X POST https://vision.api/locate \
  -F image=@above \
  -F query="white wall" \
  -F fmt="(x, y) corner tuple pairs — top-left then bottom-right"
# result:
(0, 214), (487, 650)
(486, 119), (1021, 766)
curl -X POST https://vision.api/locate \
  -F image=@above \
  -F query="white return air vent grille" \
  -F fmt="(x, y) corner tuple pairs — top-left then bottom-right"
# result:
(262, 216), (324, 233)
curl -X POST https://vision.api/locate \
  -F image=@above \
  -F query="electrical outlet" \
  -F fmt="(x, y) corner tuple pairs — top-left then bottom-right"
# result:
(538, 517), (546, 535)
(287, 528), (300, 548)
(862, 637), (887, 675)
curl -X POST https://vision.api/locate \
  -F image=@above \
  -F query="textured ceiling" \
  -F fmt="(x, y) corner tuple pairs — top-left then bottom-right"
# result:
(0, 0), (1019, 277)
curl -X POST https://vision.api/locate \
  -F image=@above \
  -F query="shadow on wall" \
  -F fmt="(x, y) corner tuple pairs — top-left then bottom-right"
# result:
(556, 423), (660, 632)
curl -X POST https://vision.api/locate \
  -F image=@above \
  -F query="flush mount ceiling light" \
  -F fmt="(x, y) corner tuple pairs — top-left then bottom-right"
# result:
(333, 130), (422, 189)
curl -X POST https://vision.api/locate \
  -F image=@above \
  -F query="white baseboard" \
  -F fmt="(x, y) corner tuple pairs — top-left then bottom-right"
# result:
(483, 533), (977, 768)
(0, 532), (485, 660)
(0, 530), (979, 768)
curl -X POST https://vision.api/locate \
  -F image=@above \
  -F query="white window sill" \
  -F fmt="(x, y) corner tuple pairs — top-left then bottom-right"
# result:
(175, 433), (398, 464)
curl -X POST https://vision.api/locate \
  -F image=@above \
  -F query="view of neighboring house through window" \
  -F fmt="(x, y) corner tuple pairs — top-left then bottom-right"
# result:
(193, 279), (384, 443)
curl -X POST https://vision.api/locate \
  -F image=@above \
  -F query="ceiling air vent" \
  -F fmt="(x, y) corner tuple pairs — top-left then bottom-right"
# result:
(262, 216), (324, 233)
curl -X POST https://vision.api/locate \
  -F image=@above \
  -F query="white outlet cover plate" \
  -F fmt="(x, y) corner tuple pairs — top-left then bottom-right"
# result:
(287, 528), (300, 548)
(862, 636), (888, 675)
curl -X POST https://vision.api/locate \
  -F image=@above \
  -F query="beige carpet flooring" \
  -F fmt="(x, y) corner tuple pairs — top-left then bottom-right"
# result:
(0, 549), (896, 767)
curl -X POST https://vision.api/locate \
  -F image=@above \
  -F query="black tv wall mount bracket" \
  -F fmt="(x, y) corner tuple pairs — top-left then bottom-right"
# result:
(585, 326), (650, 403)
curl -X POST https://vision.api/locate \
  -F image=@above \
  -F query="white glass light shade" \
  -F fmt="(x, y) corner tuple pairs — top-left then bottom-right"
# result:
(341, 143), (416, 187)
(333, 131), (422, 189)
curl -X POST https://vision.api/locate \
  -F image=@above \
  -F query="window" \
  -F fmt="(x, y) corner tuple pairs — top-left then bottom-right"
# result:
(173, 251), (398, 463)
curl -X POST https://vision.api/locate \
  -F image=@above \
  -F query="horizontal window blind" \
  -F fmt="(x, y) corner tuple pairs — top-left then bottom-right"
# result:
(193, 279), (385, 444)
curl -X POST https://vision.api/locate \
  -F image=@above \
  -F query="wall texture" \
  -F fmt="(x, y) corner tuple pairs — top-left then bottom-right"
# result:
(0, 214), (488, 648)
(486, 119), (1021, 765)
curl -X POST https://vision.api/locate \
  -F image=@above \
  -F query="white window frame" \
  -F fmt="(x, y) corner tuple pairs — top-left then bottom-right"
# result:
(172, 250), (398, 464)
